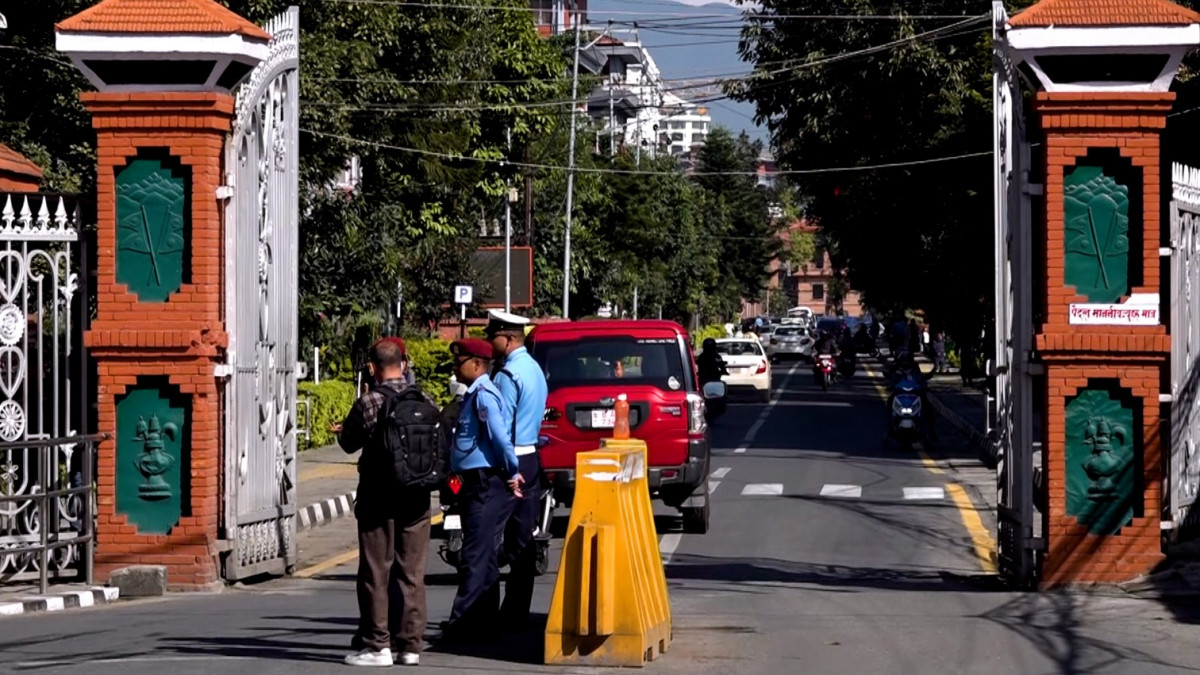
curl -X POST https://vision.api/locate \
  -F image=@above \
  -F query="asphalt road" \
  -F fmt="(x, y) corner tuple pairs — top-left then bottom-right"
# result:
(4, 362), (1200, 674)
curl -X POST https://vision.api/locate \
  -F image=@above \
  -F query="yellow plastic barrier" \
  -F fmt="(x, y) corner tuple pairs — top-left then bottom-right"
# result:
(544, 438), (672, 666)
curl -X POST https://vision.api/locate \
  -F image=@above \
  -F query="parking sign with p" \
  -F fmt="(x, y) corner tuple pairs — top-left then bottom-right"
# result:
(455, 285), (473, 305)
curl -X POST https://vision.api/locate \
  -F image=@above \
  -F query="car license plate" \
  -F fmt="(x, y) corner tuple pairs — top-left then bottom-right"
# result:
(591, 409), (616, 428)
(443, 515), (461, 530)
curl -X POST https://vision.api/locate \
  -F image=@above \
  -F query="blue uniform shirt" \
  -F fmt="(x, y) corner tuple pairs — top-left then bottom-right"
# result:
(452, 373), (520, 478)
(494, 346), (549, 448)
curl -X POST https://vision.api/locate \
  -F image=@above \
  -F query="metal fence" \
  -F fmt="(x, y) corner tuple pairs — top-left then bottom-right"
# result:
(0, 434), (104, 594)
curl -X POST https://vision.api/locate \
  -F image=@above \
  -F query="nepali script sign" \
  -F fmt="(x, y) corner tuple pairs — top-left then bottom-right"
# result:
(1069, 302), (1159, 326)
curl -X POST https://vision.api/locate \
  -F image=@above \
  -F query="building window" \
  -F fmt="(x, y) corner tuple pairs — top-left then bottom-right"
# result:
(671, 132), (684, 142)
(691, 133), (704, 144)
(813, 248), (825, 269)
(532, 0), (553, 25)
(812, 283), (825, 300)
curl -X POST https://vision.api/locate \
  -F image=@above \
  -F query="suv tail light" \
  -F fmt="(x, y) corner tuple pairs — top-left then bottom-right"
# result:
(755, 360), (767, 374)
(686, 393), (707, 435)
(543, 407), (561, 422)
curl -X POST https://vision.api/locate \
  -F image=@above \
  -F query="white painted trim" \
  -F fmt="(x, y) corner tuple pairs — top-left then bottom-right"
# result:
(1006, 25), (1200, 50)
(1014, 46), (1187, 92)
(56, 32), (268, 60)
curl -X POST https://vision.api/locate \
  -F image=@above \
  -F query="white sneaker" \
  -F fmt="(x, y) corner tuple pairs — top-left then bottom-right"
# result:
(397, 652), (420, 666)
(344, 648), (393, 667)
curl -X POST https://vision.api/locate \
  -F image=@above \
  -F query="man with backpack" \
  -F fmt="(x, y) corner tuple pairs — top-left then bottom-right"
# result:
(486, 309), (549, 628)
(337, 337), (442, 667)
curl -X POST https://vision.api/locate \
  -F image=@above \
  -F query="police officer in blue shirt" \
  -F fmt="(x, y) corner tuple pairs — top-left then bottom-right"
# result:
(486, 310), (549, 627)
(441, 338), (523, 642)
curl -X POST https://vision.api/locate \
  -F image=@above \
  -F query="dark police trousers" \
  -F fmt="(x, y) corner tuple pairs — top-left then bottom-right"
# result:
(498, 452), (541, 623)
(446, 468), (509, 633)
(354, 490), (430, 654)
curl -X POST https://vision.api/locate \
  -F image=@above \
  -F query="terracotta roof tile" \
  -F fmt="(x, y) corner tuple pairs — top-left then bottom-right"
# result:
(0, 144), (44, 182)
(1010, 0), (1200, 27)
(56, 0), (271, 41)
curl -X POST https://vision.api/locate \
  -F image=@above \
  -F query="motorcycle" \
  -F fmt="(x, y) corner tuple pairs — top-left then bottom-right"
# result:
(837, 350), (857, 379)
(814, 354), (836, 391)
(438, 473), (554, 576)
(888, 375), (926, 450)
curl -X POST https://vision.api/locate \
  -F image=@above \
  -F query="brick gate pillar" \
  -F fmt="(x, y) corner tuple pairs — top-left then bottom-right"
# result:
(1006, 0), (1200, 586)
(56, 0), (269, 590)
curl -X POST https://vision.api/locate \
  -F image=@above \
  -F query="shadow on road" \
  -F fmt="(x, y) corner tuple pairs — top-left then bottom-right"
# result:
(664, 552), (1002, 593)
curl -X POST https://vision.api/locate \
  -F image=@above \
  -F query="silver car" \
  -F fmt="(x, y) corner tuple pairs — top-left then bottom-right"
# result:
(766, 325), (815, 362)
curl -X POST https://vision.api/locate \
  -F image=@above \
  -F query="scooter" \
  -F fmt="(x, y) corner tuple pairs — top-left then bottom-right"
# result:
(438, 474), (554, 576)
(814, 354), (836, 391)
(888, 375), (926, 450)
(837, 350), (857, 379)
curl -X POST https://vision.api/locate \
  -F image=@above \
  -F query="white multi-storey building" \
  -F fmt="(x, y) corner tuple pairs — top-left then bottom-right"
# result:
(582, 35), (666, 158)
(661, 93), (712, 156)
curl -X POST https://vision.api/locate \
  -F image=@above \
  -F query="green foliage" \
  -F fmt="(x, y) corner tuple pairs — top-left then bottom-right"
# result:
(692, 325), (728, 349)
(298, 380), (357, 449)
(406, 338), (454, 408)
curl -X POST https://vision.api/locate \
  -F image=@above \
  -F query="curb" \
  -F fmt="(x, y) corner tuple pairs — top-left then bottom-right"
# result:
(928, 390), (997, 468)
(0, 587), (120, 617)
(298, 491), (356, 531)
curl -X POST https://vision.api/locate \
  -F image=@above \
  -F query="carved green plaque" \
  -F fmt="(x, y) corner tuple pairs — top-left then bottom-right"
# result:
(1065, 388), (1137, 535)
(1064, 165), (1131, 304)
(115, 158), (186, 302)
(116, 387), (187, 535)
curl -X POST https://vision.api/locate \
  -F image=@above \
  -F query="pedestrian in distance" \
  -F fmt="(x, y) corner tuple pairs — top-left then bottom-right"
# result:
(337, 337), (443, 667)
(486, 309), (550, 629)
(933, 331), (947, 374)
(440, 338), (523, 644)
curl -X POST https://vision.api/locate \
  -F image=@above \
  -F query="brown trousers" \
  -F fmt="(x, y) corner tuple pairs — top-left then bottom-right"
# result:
(354, 490), (431, 653)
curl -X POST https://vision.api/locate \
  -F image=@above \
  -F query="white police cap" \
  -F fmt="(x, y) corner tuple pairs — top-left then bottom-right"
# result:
(485, 309), (530, 335)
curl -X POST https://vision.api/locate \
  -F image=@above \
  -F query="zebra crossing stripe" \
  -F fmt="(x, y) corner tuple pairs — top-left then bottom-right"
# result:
(298, 491), (357, 532)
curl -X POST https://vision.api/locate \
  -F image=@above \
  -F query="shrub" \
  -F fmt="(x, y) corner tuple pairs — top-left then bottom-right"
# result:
(298, 380), (357, 449)
(691, 324), (727, 349)
(406, 337), (454, 408)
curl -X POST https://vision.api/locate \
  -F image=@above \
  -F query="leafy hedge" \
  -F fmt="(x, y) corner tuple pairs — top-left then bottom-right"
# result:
(691, 324), (727, 349)
(298, 380), (357, 449)
(406, 337), (454, 408)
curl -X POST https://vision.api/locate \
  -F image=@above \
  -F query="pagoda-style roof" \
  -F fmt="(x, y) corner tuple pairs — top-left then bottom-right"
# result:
(56, 0), (270, 41)
(1010, 0), (1200, 28)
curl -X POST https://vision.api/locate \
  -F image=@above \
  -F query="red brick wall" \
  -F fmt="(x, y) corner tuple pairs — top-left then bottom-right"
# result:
(0, 174), (41, 192)
(1034, 91), (1170, 586)
(83, 92), (233, 590)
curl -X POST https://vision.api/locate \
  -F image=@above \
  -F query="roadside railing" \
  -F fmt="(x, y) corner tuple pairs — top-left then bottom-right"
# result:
(0, 434), (106, 594)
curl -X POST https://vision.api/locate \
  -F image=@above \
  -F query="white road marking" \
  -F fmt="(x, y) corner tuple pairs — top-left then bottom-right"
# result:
(741, 483), (784, 496)
(820, 484), (863, 498)
(659, 533), (682, 565)
(711, 467), (732, 479)
(730, 362), (799, 456)
(903, 487), (947, 500)
(708, 480), (720, 494)
(17, 657), (247, 667)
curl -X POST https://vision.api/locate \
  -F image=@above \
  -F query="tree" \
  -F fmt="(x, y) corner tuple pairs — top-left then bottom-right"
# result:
(729, 2), (1004, 340)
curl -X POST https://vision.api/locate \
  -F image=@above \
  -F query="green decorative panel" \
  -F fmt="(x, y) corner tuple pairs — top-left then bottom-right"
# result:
(1065, 389), (1137, 535)
(116, 158), (187, 302)
(116, 387), (187, 535)
(1064, 165), (1131, 304)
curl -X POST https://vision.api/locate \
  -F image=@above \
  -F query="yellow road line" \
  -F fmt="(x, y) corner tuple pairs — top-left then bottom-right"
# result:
(945, 483), (999, 574)
(294, 548), (359, 578)
(867, 362), (995, 573)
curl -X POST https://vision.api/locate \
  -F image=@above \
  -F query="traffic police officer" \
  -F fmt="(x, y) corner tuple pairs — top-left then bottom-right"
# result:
(486, 309), (549, 627)
(442, 338), (522, 642)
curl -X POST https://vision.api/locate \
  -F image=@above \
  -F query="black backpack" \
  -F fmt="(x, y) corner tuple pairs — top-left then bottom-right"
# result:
(371, 387), (444, 490)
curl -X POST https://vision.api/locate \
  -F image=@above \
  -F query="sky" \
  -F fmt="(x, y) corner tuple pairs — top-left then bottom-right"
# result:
(587, 0), (768, 143)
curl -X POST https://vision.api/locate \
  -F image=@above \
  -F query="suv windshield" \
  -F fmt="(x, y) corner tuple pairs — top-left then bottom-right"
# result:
(716, 341), (762, 356)
(531, 336), (691, 392)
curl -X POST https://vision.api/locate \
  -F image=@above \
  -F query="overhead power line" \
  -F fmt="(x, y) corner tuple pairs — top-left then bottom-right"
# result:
(318, 0), (983, 22)
(303, 127), (991, 176)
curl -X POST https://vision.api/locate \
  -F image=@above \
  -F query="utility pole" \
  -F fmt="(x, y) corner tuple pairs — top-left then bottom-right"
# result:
(633, 286), (638, 319)
(562, 6), (582, 319)
(505, 127), (512, 313)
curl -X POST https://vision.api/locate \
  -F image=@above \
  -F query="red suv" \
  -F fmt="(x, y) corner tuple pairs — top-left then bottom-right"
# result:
(527, 320), (711, 533)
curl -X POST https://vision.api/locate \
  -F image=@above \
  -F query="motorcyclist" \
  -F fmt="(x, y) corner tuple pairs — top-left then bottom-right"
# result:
(886, 352), (937, 444)
(854, 324), (875, 356)
(812, 329), (838, 360)
(696, 338), (729, 385)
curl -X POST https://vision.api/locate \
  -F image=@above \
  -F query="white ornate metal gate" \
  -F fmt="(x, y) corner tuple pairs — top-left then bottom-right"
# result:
(221, 7), (300, 580)
(993, 2), (1039, 586)
(1169, 163), (1200, 539)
